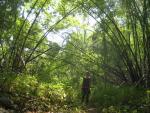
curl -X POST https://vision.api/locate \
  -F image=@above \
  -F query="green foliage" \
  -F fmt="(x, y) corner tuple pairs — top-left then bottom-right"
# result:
(91, 84), (144, 106)
(89, 82), (149, 113)
(0, 0), (150, 112)
(8, 75), (65, 103)
(11, 75), (38, 95)
(0, 71), (82, 111)
(101, 104), (149, 113)
(1, 72), (149, 112)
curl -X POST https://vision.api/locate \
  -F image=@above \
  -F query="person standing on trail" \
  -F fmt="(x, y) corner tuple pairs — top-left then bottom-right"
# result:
(81, 71), (91, 104)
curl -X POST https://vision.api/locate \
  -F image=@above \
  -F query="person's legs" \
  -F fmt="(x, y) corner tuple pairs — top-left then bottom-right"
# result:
(85, 93), (89, 104)
(85, 89), (90, 104)
(81, 89), (85, 103)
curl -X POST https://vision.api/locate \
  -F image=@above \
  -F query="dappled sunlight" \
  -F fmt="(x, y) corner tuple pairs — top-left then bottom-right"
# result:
(0, 0), (149, 113)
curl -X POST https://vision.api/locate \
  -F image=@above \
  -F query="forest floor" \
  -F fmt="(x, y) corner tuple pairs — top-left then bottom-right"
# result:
(0, 106), (99, 113)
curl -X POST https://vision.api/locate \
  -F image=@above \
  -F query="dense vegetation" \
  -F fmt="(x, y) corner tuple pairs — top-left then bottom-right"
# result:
(0, 0), (150, 112)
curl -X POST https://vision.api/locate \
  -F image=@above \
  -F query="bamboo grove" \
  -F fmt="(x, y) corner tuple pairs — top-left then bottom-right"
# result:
(0, 0), (150, 88)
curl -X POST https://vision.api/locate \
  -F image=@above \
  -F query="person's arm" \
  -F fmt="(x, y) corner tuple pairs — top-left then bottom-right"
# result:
(82, 77), (85, 88)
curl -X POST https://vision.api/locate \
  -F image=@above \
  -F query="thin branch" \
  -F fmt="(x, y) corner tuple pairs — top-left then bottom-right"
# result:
(19, 0), (48, 56)
(9, 0), (39, 64)
(25, 6), (79, 64)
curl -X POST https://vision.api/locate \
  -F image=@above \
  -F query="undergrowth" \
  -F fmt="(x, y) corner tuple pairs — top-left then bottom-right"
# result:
(0, 72), (149, 113)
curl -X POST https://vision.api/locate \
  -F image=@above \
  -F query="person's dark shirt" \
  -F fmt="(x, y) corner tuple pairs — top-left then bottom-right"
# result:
(82, 77), (91, 89)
